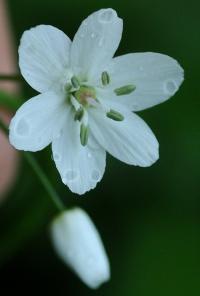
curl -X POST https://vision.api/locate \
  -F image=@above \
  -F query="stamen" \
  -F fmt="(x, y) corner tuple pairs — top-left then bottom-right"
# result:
(106, 109), (124, 121)
(101, 71), (110, 86)
(80, 124), (89, 146)
(70, 95), (81, 111)
(71, 76), (80, 89)
(65, 83), (72, 91)
(114, 84), (136, 96)
(74, 107), (84, 121)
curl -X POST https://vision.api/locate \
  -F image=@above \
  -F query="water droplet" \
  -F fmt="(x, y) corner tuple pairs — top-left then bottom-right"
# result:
(64, 170), (78, 181)
(98, 9), (116, 23)
(98, 37), (104, 47)
(55, 131), (62, 139)
(164, 80), (177, 94)
(62, 178), (67, 185)
(91, 33), (96, 38)
(87, 152), (92, 158)
(16, 118), (30, 136)
(91, 169), (100, 181)
(83, 20), (88, 26)
(53, 153), (61, 161)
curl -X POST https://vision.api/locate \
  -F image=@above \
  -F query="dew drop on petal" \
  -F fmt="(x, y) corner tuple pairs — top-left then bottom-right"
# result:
(64, 170), (78, 181)
(55, 131), (62, 139)
(98, 9), (116, 23)
(53, 153), (61, 161)
(91, 169), (100, 181)
(98, 37), (104, 47)
(87, 152), (92, 159)
(164, 80), (178, 95)
(91, 33), (96, 39)
(15, 118), (30, 136)
(83, 20), (88, 26)
(62, 177), (67, 185)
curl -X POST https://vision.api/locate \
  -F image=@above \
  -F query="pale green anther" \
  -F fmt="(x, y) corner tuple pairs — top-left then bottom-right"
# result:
(74, 107), (84, 121)
(65, 83), (72, 91)
(101, 71), (110, 86)
(80, 124), (89, 146)
(71, 76), (80, 89)
(114, 84), (136, 96)
(106, 109), (124, 121)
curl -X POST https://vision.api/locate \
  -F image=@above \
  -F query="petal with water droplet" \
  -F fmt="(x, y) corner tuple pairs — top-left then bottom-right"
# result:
(70, 9), (123, 78)
(9, 91), (66, 151)
(52, 110), (106, 195)
(89, 105), (159, 167)
(101, 52), (184, 111)
(19, 25), (72, 92)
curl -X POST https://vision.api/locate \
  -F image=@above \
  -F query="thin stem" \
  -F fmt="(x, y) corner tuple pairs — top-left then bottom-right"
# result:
(0, 74), (22, 81)
(0, 118), (65, 212)
(24, 153), (65, 211)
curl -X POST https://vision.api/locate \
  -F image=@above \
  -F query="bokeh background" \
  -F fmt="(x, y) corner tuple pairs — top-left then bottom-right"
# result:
(0, 0), (200, 295)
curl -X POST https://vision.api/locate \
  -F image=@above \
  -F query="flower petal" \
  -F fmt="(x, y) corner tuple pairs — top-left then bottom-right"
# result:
(70, 9), (123, 79)
(9, 92), (66, 151)
(89, 106), (159, 167)
(98, 52), (184, 111)
(19, 25), (71, 93)
(52, 110), (106, 195)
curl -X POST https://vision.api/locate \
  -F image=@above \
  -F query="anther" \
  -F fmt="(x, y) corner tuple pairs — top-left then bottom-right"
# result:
(65, 83), (72, 91)
(74, 107), (84, 121)
(106, 109), (124, 121)
(114, 84), (136, 96)
(101, 71), (110, 86)
(80, 124), (89, 146)
(71, 76), (80, 89)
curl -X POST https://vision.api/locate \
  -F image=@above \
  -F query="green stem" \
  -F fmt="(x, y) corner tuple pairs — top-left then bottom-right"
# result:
(24, 153), (65, 211)
(0, 118), (65, 212)
(0, 74), (22, 81)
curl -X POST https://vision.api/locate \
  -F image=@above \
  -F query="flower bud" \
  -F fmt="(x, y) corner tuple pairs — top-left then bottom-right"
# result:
(50, 207), (110, 289)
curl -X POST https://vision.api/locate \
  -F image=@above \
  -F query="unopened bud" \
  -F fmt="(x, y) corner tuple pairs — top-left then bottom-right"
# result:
(50, 208), (110, 289)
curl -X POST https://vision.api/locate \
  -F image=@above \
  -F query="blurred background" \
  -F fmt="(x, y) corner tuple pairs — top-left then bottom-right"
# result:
(0, 0), (200, 295)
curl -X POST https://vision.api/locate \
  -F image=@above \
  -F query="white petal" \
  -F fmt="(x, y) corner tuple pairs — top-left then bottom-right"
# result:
(98, 52), (184, 111)
(89, 106), (159, 167)
(70, 9), (123, 79)
(50, 208), (110, 289)
(19, 25), (71, 93)
(52, 110), (106, 195)
(9, 92), (67, 151)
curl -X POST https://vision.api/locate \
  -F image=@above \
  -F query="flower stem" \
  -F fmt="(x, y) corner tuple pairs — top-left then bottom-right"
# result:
(0, 74), (22, 81)
(24, 153), (65, 211)
(0, 118), (65, 212)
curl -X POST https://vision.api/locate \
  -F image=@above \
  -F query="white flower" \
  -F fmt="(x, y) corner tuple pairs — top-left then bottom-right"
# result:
(9, 8), (184, 194)
(50, 207), (110, 289)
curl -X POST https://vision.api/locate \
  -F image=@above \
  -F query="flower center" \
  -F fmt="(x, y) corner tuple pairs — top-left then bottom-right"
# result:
(74, 86), (96, 106)
(65, 74), (136, 147)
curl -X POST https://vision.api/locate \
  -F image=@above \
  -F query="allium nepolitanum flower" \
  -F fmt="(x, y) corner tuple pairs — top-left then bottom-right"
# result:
(50, 207), (110, 289)
(9, 8), (184, 194)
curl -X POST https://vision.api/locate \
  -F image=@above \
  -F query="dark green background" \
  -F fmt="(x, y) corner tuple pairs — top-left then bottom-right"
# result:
(0, 0), (200, 295)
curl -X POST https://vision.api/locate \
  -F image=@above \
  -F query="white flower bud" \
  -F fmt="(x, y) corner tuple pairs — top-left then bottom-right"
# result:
(50, 207), (110, 289)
